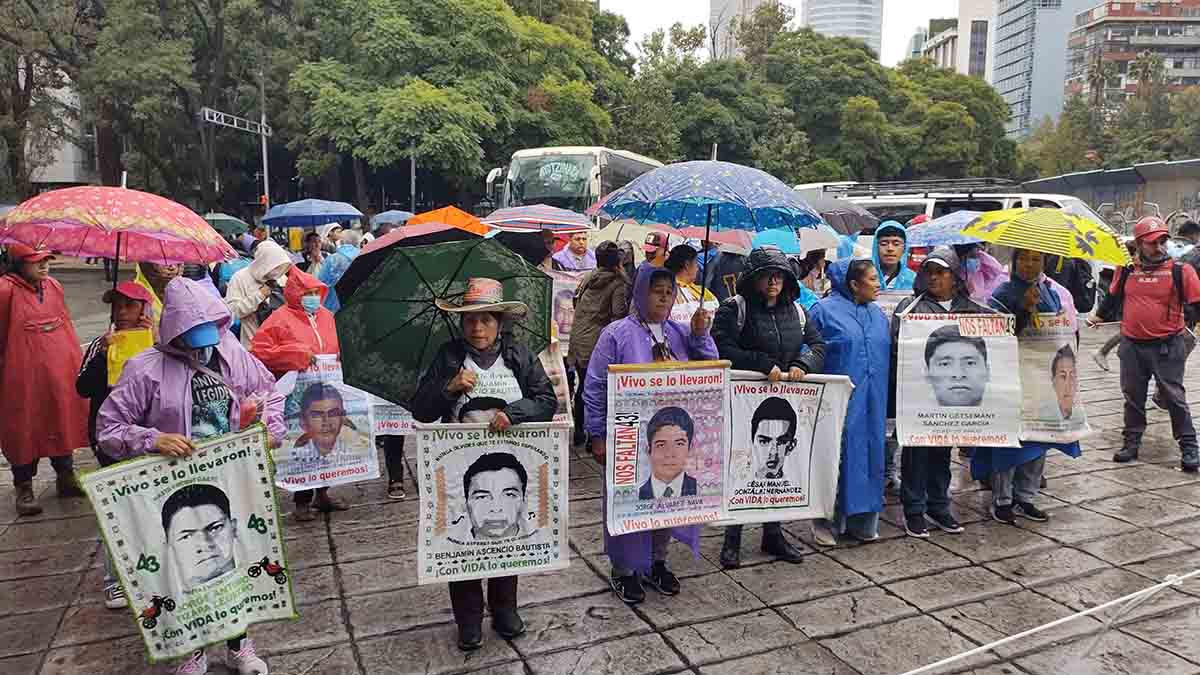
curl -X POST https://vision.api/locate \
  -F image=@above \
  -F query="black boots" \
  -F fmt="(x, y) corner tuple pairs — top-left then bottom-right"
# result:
(762, 523), (804, 563)
(720, 527), (742, 569)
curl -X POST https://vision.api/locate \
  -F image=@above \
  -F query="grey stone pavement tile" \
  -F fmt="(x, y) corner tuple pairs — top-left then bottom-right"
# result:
(4, 328), (1200, 674)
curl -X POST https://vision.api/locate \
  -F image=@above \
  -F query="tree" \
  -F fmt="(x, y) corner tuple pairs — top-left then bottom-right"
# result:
(592, 11), (634, 76)
(751, 107), (809, 184)
(731, 0), (794, 68)
(613, 71), (680, 161)
(838, 96), (900, 181)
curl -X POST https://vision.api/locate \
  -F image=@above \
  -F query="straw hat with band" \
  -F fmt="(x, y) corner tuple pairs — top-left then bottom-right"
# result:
(435, 278), (528, 317)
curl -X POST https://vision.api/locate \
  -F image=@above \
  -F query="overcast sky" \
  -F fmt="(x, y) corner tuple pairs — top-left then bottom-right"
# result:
(599, 0), (958, 67)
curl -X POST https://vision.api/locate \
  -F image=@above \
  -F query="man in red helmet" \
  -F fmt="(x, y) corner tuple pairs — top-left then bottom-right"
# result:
(1093, 216), (1200, 471)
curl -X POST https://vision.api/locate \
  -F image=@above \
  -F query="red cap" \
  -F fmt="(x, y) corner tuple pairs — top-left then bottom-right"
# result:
(1134, 216), (1169, 242)
(644, 231), (668, 254)
(5, 243), (53, 263)
(103, 281), (155, 305)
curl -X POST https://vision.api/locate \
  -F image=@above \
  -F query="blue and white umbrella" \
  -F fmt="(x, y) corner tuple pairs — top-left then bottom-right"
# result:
(906, 210), (985, 248)
(263, 199), (363, 228)
(372, 210), (414, 227)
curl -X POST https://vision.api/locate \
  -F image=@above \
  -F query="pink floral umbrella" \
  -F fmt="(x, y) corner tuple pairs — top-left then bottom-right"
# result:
(0, 186), (236, 264)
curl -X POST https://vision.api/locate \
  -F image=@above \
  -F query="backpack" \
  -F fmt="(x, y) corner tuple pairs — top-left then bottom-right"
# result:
(1100, 262), (1196, 325)
(1046, 256), (1096, 314)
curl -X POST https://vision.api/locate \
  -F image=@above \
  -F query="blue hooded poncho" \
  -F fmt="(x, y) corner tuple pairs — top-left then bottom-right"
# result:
(808, 258), (891, 517)
(872, 221), (917, 291)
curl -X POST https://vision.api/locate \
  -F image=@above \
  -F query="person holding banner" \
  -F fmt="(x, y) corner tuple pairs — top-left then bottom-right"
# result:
(891, 247), (988, 538)
(979, 248), (1083, 524)
(410, 277), (556, 651)
(809, 258), (891, 545)
(251, 268), (353, 519)
(712, 246), (820, 566)
(96, 276), (282, 675)
(584, 262), (717, 604)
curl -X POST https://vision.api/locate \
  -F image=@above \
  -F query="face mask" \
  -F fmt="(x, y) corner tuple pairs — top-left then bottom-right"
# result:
(194, 346), (215, 365)
(301, 295), (322, 315)
(963, 258), (981, 274)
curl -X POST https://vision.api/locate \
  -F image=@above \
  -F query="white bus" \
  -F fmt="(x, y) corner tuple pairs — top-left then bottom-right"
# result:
(487, 146), (663, 215)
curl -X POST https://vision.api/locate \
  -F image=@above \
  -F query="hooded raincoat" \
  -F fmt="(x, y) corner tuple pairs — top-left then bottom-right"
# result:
(872, 221), (917, 291)
(225, 240), (293, 349)
(97, 277), (285, 459)
(959, 247), (1007, 305)
(0, 271), (88, 465)
(317, 243), (361, 313)
(251, 269), (340, 377)
(809, 258), (891, 517)
(583, 263), (719, 574)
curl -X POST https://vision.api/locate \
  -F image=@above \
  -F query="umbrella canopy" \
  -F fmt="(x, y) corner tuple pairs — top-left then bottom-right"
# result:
(408, 206), (491, 235)
(676, 227), (753, 250)
(798, 224), (842, 254)
(262, 199), (363, 228)
(806, 195), (879, 235)
(335, 238), (551, 407)
(372, 210), (414, 227)
(483, 204), (592, 234)
(0, 186), (235, 263)
(595, 160), (821, 233)
(906, 211), (985, 248)
(962, 207), (1131, 266)
(203, 212), (250, 237)
(588, 220), (676, 265)
(751, 229), (801, 254)
(337, 221), (485, 306)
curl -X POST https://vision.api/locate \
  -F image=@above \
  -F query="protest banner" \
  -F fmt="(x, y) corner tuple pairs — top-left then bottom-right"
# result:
(415, 422), (571, 585)
(722, 371), (851, 524)
(538, 339), (573, 424)
(81, 426), (295, 663)
(874, 290), (909, 321)
(550, 270), (584, 356)
(897, 313), (1021, 447)
(606, 360), (730, 536)
(274, 355), (378, 491)
(1020, 312), (1092, 443)
(371, 395), (416, 436)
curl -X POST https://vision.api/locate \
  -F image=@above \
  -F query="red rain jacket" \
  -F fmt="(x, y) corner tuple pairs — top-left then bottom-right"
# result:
(251, 269), (340, 377)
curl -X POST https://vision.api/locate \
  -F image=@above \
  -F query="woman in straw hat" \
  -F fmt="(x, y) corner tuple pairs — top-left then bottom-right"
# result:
(411, 277), (557, 651)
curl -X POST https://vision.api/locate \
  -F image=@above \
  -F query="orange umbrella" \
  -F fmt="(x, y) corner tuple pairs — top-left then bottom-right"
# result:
(407, 206), (491, 236)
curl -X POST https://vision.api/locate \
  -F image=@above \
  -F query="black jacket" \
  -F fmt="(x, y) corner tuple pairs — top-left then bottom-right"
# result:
(411, 337), (557, 425)
(1044, 254), (1096, 314)
(712, 295), (826, 375)
(75, 337), (118, 466)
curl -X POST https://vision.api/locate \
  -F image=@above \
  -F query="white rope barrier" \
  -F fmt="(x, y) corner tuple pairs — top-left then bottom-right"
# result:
(898, 568), (1200, 675)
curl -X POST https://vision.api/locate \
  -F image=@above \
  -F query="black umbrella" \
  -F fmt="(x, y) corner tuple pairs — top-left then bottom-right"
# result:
(807, 195), (879, 235)
(335, 222), (482, 306)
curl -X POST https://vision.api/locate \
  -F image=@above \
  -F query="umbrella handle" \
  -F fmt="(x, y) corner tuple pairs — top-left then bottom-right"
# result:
(113, 232), (122, 290)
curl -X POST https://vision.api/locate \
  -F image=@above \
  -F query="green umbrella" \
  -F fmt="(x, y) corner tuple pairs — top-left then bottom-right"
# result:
(203, 212), (250, 236)
(335, 237), (552, 408)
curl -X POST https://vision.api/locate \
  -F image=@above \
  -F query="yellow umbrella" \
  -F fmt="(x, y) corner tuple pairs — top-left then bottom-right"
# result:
(961, 207), (1131, 266)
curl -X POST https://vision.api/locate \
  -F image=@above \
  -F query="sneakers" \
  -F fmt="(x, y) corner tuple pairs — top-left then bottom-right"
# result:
(387, 481), (406, 500)
(56, 472), (86, 499)
(904, 514), (929, 538)
(1091, 350), (1110, 372)
(14, 481), (41, 517)
(646, 561), (681, 596)
(226, 638), (268, 675)
(1013, 501), (1049, 522)
(104, 583), (128, 610)
(992, 504), (1017, 525)
(926, 511), (964, 534)
(811, 520), (839, 547)
(1113, 446), (1140, 463)
(175, 651), (208, 675)
(611, 574), (645, 605)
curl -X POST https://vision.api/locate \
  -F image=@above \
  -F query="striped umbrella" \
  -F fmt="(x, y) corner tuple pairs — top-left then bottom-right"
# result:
(482, 204), (592, 234)
(961, 208), (1130, 266)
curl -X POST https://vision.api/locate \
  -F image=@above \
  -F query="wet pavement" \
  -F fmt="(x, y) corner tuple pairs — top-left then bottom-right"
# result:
(2, 269), (1200, 674)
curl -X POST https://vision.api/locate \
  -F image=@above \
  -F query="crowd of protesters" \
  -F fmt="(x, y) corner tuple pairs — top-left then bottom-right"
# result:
(2, 210), (1199, 667)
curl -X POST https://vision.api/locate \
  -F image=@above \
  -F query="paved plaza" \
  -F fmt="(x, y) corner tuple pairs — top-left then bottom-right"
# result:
(2, 277), (1200, 673)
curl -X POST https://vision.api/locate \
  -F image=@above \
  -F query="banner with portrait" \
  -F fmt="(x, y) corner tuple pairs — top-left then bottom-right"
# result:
(371, 395), (415, 437)
(897, 314), (1021, 447)
(550, 270), (585, 356)
(274, 355), (378, 491)
(81, 427), (296, 663)
(605, 361), (730, 536)
(1020, 312), (1091, 443)
(722, 372), (851, 524)
(415, 422), (570, 585)
(538, 339), (573, 425)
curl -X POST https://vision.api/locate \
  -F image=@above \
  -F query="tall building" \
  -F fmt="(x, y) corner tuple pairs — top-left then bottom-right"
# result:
(921, 2), (996, 81)
(907, 26), (929, 62)
(1066, 0), (1200, 107)
(802, 0), (885, 58)
(710, 0), (768, 59)
(992, 0), (1096, 138)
